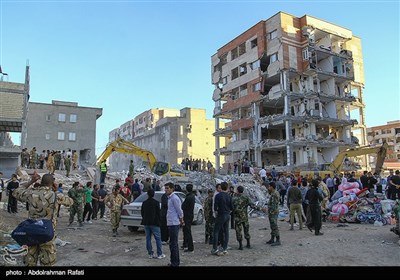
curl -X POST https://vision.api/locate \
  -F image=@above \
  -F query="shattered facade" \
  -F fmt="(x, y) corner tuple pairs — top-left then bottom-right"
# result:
(24, 100), (102, 168)
(212, 12), (367, 172)
(108, 107), (226, 171)
(0, 66), (30, 176)
(367, 120), (400, 170)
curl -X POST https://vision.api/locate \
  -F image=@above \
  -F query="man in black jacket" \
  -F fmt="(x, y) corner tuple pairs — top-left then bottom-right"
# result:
(182, 184), (195, 252)
(141, 189), (165, 259)
(160, 191), (169, 244)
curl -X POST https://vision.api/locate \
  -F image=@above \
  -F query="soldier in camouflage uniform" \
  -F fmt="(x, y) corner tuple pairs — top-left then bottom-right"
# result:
(13, 173), (74, 266)
(68, 181), (85, 227)
(203, 189), (215, 244)
(265, 181), (281, 246)
(29, 147), (37, 169)
(105, 186), (129, 237)
(233, 185), (263, 249)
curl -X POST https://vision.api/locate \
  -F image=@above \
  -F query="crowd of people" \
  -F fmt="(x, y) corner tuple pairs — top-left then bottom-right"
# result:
(1, 163), (399, 267)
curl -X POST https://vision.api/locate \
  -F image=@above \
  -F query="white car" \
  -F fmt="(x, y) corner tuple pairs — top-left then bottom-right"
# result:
(121, 191), (204, 232)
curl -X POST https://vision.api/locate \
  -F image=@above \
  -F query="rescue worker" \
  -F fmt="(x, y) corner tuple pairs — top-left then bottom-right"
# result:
(100, 159), (107, 184)
(233, 185), (264, 249)
(13, 172), (73, 266)
(64, 155), (72, 177)
(265, 181), (281, 246)
(29, 147), (37, 169)
(203, 189), (215, 244)
(68, 182), (85, 227)
(47, 151), (55, 175)
(105, 186), (129, 237)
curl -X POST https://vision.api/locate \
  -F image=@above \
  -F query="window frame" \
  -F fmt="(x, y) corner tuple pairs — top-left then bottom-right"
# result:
(69, 114), (77, 123)
(57, 132), (65, 141)
(58, 113), (66, 122)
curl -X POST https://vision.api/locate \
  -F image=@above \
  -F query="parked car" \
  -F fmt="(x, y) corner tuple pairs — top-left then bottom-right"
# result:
(121, 191), (204, 232)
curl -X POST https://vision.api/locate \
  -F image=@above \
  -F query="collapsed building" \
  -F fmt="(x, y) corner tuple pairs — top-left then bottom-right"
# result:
(212, 12), (367, 173)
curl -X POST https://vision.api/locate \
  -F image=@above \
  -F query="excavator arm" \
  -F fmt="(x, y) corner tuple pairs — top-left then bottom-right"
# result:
(329, 141), (388, 174)
(96, 137), (157, 169)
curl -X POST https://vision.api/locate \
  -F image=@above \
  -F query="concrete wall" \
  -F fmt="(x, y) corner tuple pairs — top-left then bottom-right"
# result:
(25, 101), (102, 166)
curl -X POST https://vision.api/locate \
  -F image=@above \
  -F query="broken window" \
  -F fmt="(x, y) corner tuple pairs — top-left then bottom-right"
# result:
(239, 43), (246, 56)
(267, 29), (277, 40)
(239, 63), (247, 76)
(231, 88), (239, 100)
(251, 38), (258, 48)
(231, 68), (239, 80)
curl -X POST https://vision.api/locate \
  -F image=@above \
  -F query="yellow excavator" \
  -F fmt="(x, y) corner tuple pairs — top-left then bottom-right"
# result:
(300, 141), (388, 178)
(96, 137), (184, 177)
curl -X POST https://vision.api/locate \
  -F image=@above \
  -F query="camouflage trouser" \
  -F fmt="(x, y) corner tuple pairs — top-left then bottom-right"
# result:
(24, 238), (56, 266)
(235, 218), (250, 241)
(69, 205), (83, 223)
(268, 214), (279, 238)
(205, 219), (215, 240)
(48, 164), (54, 175)
(29, 160), (36, 169)
(110, 211), (121, 230)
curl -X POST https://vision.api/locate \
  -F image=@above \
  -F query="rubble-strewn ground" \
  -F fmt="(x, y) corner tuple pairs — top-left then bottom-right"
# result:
(1, 168), (399, 267)
(1, 204), (399, 267)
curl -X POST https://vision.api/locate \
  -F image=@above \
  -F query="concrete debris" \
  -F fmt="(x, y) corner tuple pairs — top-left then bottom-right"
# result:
(55, 237), (71, 247)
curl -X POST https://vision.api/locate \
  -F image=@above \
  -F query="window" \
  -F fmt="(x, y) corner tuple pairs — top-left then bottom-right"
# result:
(250, 60), (260, 70)
(189, 140), (192, 147)
(251, 38), (258, 48)
(220, 53), (227, 66)
(58, 113), (66, 122)
(46, 115), (51, 122)
(70, 114), (77, 123)
(57, 132), (65, 140)
(268, 29), (277, 40)
(238, 43), (246, 56)
(69, 132), (76, 141)
(222, 76), (228, 85)
(270, 52), (278, 63)
(231, 47), (238, 60)
(302, 48), (309, 60)
(45, 133), (50, 140)
(231, 68), (239, 80)
(239, 63), (247, 76)
(253, 82), (261, 92)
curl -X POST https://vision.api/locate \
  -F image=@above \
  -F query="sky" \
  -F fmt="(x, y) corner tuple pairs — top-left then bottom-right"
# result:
(1, 0), (399, 156)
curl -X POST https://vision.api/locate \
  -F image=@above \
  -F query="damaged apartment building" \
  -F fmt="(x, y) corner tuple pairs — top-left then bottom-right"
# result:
(212, 12), (367, 172)
(0, 66), (30, 177)
(108, 108), (225, 172)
